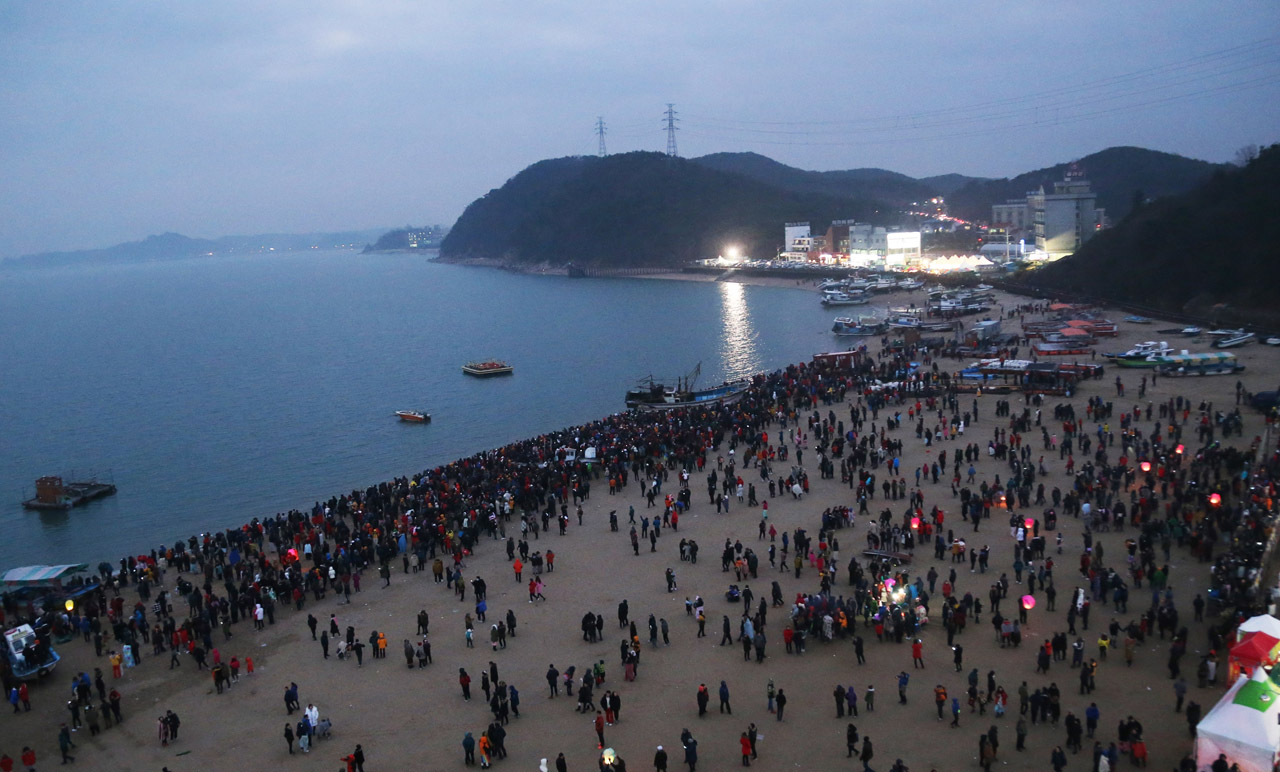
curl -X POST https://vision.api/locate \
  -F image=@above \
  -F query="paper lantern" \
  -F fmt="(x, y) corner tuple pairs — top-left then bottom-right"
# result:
(911, 517), (920, 530)
(1209, 493), (1222, 506)
(64, 599), (75, 612)
(1176, 445), (1185, 455)
(1024, 518), (1034, 529)
(1140, 461), (1151, 473)
(1021, 595), (1035, 610)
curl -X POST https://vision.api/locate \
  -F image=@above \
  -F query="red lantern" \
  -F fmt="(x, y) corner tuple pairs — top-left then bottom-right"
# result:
(1176, 444), (1185, 455)
(1021, 595), (1035, 610)
(1140, 461), (1151, 473)
(911, 517), (920, 530)
(1209, 493), (1222, 506)
(1024, 518), (1034, 529)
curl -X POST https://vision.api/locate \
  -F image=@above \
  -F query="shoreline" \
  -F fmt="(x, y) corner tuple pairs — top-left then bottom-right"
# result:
(6, 292), (1280, 772)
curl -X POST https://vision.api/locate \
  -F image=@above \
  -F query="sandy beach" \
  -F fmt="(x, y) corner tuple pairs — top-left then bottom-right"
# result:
(3, 286), (1276, 772)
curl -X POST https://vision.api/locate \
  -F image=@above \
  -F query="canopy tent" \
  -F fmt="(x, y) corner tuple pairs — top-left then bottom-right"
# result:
(1239, 614), (1280, 642)
(1229, 632), (1280, 681)
(2, 564), (89, 588)
(1196, 669), (1280, 772)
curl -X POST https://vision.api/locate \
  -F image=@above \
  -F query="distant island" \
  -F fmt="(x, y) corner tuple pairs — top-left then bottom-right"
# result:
(361, 225), (449, 254)
(3, 229), (390, 269)
(433, 146), (1226, 270)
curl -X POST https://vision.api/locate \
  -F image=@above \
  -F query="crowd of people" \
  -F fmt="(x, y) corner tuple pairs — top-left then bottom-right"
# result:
(4, 298), (1280, 772)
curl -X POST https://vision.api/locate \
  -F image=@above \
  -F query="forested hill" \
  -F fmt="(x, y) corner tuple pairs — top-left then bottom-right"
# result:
(438, 152), (886, 267)
(1028, 144), (1280, 321)
(946, 146), (1227, 223)
(691, 151), (976, 206)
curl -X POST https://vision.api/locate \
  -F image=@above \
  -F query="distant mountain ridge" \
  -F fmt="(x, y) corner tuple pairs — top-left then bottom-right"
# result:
(3, 229), (389, 268)
(945, 146), (1228, 222)
(690, 151), (974, 207)
(1027, 144), (1280, 322)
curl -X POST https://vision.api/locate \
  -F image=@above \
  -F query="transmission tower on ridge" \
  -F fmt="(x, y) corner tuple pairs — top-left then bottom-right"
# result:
(663, 104), (679, 157)
(595, 117), (607, 157)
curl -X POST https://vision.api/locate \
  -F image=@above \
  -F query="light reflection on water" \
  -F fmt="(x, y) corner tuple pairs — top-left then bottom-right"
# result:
(719, 282), (759, 378)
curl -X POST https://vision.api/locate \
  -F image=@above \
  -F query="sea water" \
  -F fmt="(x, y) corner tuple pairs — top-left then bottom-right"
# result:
(0, 250), (846, 568)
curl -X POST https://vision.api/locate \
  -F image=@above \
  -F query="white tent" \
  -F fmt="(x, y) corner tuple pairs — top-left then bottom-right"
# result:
(1195, 668), (1280, 772)
(1238, 614), (1280, 642)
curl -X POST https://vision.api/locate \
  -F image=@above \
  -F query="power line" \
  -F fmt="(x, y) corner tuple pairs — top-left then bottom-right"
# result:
(595, 117), (607, 157)
(682, 35), (1280, 131)
(679, 71), (1279, 148)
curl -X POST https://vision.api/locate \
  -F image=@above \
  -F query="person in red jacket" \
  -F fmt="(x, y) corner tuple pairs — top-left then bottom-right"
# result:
(740, 732), (752, 766)
(20, 747), (35, 772)
(912, 639), (925, 668)
(594, 711), (605, 748)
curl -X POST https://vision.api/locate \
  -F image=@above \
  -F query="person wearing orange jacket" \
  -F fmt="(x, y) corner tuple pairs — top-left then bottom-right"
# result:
(477, 731), (492, 769)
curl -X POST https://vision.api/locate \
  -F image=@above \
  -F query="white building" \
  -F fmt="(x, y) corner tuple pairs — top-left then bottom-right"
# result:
(993, 167), (1106, 261)
(784, 222), (811, 253)
(1027, 170), (1104, 261)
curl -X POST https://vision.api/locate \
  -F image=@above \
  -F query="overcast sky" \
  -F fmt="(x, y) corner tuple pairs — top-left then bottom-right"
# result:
(1, 2), (1277, 257)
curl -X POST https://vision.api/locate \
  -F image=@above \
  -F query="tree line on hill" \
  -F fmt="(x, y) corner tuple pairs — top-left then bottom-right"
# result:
(1027, 144), (1280, 323)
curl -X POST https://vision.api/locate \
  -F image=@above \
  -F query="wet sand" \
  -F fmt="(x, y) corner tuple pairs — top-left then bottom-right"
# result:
(4, 288), (1276, 772)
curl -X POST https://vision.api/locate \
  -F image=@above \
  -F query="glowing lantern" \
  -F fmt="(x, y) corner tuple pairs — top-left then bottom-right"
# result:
(64, 599), (75, 612)
(911, 517), (920, 530)
(1024, 518), (1034, 529)
(1209, 493), (1222, 506)
(884, 578), (896, 589)
(1176, 445), (1185, 455)
(1021, 595), (1035, 610)
(1140, 461), (1151, 473)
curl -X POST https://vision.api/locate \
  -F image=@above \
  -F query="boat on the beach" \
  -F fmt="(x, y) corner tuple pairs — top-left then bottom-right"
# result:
(462, 360), (514, 377)
(624, 363), (750, 411)
(821, 291), (870, 307)
(395, 410), (431, 423)
(21, 476), (117, 511)
(1123, 315), (1152, 324)
(1151, 352), (1245, 376)
(1214, 331), (1255, 349)
(832, 315), (884, 336)
(898, 279), (925, 290)
(1181, 327), (1203, 337)
(3, 623), (60, 680)
(1104, 341), (1174, 366)
(1266, 337), (1280, 346)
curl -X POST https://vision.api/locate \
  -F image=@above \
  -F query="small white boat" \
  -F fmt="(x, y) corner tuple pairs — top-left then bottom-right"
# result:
(1214, 332), (1255, 349)
(822, 292), (870, 306)
(1205, 328), (1245, 338)
(1180, 327), (1203, 336)
(1123, 315), (1152, 324)
(395, 410), (431, 423)
(1266, 337), (1280, 346)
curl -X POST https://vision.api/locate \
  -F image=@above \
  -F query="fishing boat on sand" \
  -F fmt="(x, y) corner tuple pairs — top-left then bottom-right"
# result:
(1104, 341), (1174, 366)
(832, 315), (884, 336)
(463, 360), (514, 377)
(624, 362), (749, 411)
(1151, 352), (1245, 376)
(1214, 331), (1255, 349)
